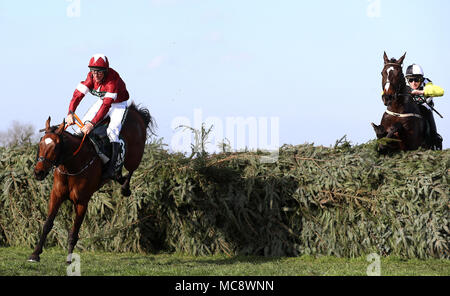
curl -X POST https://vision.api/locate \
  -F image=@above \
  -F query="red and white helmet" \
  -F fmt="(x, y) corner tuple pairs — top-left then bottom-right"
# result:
(88, 53), (109, 69)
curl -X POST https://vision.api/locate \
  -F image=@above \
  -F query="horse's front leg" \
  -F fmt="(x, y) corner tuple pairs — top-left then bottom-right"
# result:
(385, 122), (404, 142)
(371, 123), (387, 139)
(67, 202), (88, 264)
(28, 190), (66, 262)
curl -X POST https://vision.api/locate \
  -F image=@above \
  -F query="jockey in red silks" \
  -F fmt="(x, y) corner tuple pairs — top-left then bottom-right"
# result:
(66, 53), (129, 179)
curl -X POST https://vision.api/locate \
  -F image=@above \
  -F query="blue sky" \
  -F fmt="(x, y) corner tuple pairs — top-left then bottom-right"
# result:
(1, 0), (449, 150)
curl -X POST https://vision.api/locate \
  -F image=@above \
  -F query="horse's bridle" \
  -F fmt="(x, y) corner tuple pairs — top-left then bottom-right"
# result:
(382, 62), (410, 101)
(36, 131), (97, 176)
(36, 133), (65, 167)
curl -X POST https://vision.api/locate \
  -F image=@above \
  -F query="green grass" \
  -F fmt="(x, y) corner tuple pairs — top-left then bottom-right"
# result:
(0, 247), (448, 276)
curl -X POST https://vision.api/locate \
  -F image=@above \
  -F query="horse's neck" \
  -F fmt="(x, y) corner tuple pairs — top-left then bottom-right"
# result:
(388, 80), (408, 110)
(399, 83), (419, 111)
(388, 84), (419, 114)
(389, 99), (405, 112)
(62, 132), (79, 152)
(61, 132), (93, 165)
(399, 79), (407, 93)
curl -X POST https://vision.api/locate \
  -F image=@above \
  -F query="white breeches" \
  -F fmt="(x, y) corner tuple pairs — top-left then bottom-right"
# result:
(82, 99), (128, 143)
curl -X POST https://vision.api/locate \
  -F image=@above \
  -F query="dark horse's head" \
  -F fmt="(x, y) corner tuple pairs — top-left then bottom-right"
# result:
(381, 51), (406, 106)
(34, 117), (65, 180)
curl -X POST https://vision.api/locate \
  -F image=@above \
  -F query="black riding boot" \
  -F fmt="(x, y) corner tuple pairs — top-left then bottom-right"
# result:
(420, 106), (441, 150)
(103, 142), (120, 180)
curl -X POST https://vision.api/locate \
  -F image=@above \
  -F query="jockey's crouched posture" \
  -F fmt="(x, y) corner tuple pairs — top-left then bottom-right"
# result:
(405, 64), (444, 149)
(66, 54), (129, 179)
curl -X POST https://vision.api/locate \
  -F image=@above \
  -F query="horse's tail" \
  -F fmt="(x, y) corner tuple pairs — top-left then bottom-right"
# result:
(129, 101), (157, 138)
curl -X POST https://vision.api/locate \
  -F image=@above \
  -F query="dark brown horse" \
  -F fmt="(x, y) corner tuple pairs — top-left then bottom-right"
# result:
(371, 52), (428, 153)
(29, 102), (155, 262)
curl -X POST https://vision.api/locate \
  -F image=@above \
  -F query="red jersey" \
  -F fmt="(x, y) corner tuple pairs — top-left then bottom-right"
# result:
(68, 68), (129, 125)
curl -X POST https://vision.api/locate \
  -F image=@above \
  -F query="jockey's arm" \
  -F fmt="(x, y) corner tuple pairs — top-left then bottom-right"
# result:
(67, 73), (94, 125)
(91, 97), (113, 126)
(410, 83), (444, 101)
(66, 112), (75, 126)
(423, 82), (444, 98)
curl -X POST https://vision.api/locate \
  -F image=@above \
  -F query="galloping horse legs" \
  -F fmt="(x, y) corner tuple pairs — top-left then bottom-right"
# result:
(67, 203), (88, 264)
(29, 191), (65, 262)
(386, 123), (403, 139)
(120, 171), (134, 197)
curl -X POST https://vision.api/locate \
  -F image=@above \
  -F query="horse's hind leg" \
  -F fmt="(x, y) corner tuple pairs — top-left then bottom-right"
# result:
(120, 171), (134, 197)
(67, 202), (88, 264)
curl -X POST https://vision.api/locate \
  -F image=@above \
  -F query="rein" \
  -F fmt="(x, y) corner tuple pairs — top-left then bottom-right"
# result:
(65, 113), (86, 156)
(37, 113), (97, 176)
(37, 131), (96, 176)
(56, 156), (96, 176)
(58, 113), (97, 175)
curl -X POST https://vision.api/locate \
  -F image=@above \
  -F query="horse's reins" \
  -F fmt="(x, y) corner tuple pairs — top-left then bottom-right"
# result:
(37, 113), (95, 176)
(54, 113), (97, 175)
(38, 113), (88, 156)
(65, 113), (87, 156)
(56, 156), (96, 176)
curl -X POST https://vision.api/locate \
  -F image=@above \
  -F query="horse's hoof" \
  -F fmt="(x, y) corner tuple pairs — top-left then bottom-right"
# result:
(121, 188), (131, 197)
(116, 176), (126, 185)
(28, 255), (40, 262)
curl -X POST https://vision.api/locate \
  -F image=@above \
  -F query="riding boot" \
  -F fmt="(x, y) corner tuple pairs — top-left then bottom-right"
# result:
(103, 142), (120, 180)
(421, 107), (441, 149)
(427, 113), (441, 149)
(418, 106), (431, 145)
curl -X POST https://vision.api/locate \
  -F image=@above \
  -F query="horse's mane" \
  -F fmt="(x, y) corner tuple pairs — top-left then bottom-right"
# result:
(66, 130), (84, 139)
(128, 101), (157, 137)
(46, 125), (60, 133)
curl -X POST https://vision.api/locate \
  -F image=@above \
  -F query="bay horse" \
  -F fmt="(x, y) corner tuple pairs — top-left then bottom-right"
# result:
(371, 52), (428, 153)
(29, 102), (155, 263)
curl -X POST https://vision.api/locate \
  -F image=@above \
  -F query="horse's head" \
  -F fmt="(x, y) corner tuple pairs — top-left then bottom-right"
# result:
(381, 52), (406, 106)
(34, 117), (65, 180)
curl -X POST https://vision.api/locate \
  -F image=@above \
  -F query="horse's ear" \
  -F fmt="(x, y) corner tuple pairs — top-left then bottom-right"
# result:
(45, 116), (51, 132)
(397, 52), (406, 65)
(55, 119), (65, 135)
(383, 51), (389, 64)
